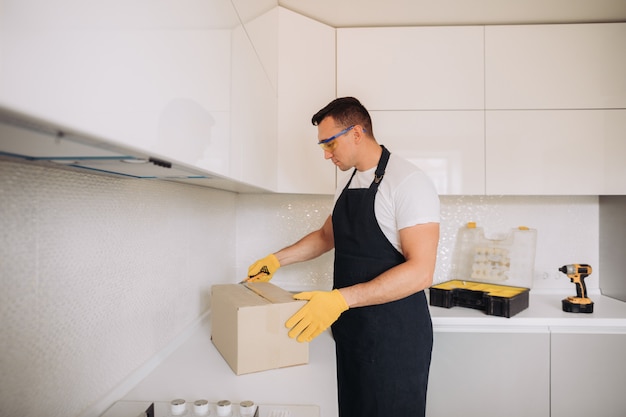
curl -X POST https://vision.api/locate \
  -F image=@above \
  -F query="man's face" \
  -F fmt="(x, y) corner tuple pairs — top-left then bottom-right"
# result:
(317, 117), (355, 171)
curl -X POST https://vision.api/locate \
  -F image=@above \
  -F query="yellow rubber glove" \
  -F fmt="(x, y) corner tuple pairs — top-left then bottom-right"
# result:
(286, 290), (349, 343)
(246, 253), (280, 282)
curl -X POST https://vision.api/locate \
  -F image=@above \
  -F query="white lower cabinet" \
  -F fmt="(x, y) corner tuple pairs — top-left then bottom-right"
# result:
(426, 329), (551, 417)
(428, 328), (626, 417)
(550, 330), (626, 417)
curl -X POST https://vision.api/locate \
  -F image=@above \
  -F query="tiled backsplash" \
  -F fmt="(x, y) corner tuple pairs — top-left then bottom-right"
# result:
(236, 194), (599, 292)
(1, 159), (599, 417)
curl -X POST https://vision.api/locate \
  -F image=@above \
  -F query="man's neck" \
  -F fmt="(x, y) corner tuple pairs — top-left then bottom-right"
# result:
(355, 143), (383, 172)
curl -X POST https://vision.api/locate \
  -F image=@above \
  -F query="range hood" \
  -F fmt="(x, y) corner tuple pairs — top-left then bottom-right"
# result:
(0, 106), (209, 178)
(0, 106), (266, 192)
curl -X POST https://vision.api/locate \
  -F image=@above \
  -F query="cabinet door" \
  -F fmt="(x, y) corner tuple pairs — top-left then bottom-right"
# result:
(337, 27), (484, 110)
(276, 8), (336, 194)
(551, 330), (626, 417)
(485, 23), (626, 109)
(486, 110), (626, 195)
(427, 330), (550, 417)
(231, 0), (279, 92)
(230, 21), (277, 191)
(0, 0), (235, 177)
(372, 111), (485, 195)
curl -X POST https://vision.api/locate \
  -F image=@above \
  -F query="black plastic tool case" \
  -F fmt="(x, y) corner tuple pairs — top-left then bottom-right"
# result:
(429, 280), (530, 318)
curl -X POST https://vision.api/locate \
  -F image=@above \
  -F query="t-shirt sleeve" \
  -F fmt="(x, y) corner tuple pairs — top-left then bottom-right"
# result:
(394, 169), (441, 229)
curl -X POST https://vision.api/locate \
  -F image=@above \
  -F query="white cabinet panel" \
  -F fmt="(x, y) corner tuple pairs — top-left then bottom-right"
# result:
(372, 111), (485, 195)
(601, 110), (626, 194)
(232, 1), (279, 92)
(0, 0), (236, 178)
(230, 23), (277, 191)
(337, 27), (484, 110)
(486, 110), (626, 195)
(1, 30), (232, 154)
(486, 23), (626, 109)
(551, 331), (626, 417)
(277, 8), (336, 194)
(427, 330), (550, 417)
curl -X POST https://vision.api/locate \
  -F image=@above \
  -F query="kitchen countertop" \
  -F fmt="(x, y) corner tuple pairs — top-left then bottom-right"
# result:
(111, 292), (626, 417)
(430, 292), (626, 329)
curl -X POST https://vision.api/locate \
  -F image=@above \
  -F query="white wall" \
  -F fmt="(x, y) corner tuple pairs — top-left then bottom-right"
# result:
(0, 159), (237, 417)
(0, 159), (599, 417)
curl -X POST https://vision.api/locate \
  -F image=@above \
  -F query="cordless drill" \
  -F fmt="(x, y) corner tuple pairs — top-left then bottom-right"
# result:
(558, 264), (594, 313)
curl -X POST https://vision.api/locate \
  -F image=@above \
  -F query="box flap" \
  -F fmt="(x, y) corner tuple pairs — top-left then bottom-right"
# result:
(212, 284), (270, 308)
(244, 282), (296, 304)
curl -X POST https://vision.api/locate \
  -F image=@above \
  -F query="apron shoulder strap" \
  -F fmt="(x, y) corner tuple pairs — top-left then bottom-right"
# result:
(345, 168), (358, 189)
(373, 145), (391, 185)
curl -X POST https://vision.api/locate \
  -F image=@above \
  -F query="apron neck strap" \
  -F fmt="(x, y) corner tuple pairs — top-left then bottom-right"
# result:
(373, 145), (390, 185)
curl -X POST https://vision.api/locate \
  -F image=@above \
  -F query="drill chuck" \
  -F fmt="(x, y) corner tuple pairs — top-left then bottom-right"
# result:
(559, 264), (592, 276)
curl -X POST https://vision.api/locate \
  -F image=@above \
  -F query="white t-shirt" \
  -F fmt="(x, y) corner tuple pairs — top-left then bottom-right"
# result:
(333, 152), (440, 254)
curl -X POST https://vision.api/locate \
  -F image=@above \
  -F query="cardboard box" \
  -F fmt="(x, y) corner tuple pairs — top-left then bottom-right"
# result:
(210, 282), (309, 375)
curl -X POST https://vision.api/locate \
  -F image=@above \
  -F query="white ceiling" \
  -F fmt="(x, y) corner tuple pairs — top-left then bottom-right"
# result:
(278, 0), (626, 27)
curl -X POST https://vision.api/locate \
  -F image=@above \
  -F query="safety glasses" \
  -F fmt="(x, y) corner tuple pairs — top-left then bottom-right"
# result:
(317, 125), (355, 152)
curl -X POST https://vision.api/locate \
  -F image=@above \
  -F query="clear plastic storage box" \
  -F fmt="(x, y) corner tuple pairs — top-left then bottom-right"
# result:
(449, 222), (537, 289)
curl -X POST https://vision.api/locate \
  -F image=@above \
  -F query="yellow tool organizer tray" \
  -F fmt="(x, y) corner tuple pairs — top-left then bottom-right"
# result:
(429, 280), (530, 318)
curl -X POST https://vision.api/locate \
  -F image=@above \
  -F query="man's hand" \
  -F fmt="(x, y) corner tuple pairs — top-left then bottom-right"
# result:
(245, 254), (280, 282)
(286, 290), (349, 342)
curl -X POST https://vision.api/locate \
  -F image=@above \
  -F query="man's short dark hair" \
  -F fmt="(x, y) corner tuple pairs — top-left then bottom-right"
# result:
(312, 97), (373, 136)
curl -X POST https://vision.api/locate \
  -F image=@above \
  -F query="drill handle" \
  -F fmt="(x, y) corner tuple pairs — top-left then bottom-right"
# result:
(576, 276), (588, 299)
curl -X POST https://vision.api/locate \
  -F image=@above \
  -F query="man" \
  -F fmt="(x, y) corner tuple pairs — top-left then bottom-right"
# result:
(246, 97), (440, 417)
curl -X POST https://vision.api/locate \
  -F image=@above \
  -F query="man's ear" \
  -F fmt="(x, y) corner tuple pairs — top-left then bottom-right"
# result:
(353, 125), (365, 144)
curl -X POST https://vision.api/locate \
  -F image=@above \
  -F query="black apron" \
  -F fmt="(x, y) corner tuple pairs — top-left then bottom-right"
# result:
(331, 146), (433, 417)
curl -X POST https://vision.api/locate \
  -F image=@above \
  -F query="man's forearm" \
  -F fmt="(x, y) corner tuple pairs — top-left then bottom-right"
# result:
(339, 260), (433, 308)
(275, 216), (334, 267)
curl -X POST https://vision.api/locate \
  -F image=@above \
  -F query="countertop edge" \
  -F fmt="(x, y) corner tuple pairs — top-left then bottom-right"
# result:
(429, 293), (626, 331)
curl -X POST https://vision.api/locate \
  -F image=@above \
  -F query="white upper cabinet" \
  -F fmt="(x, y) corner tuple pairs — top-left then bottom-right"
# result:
(230, 9), (278, 191)
(0, 0), (237, 179)
(485, 23), (626, 109)
(372, 111), (485, 195)
(336, 26), (485, 195)
(229, 6), (336, 194)
(231, 0), (279, 92)
(486, 109), (626, 195)
(337, 26), (484, 110)
(485, 23), (626, 195)
(276, 8), (336, 194)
